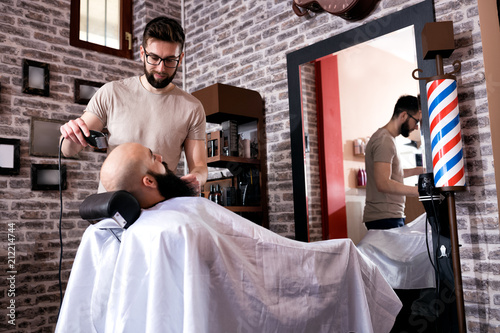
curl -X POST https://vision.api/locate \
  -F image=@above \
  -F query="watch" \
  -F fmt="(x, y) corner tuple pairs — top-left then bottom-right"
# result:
(293, 0), (378, 21)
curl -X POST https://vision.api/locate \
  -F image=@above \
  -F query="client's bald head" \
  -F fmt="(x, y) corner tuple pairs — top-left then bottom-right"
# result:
(101, 143), (155, 192)
(101, 142), (194, 208)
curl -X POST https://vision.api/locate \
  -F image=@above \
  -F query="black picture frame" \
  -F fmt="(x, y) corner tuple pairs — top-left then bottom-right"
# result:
(22, 59), (50, 97)
(30, 117), (65, 158)
(74, 79), (103, 105)
(31, 164), (67, 191)
(0, 138), (21, 175)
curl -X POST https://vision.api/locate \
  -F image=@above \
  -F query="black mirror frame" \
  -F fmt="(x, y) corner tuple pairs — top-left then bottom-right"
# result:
(286, 0), (436, 242)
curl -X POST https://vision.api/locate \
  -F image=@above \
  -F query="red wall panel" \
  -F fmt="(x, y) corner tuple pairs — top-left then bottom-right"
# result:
(315, 55), (348, 239)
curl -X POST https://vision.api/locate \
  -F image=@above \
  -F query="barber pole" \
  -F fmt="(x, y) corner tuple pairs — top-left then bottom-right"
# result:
(426, 78), (465, 188)
(413, 21), (467, 332)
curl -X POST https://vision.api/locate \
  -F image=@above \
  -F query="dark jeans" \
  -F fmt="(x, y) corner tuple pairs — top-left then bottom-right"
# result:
(365, 217), (405, 230)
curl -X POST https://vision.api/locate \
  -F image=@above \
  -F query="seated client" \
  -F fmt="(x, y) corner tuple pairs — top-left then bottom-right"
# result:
(100, 142), (195, 208)
(57, 142), (402, 333)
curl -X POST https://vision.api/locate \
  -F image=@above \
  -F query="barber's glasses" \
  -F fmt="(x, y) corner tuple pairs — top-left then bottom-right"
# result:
(144, 49), (180, 68)
(407, 112), (420, 125)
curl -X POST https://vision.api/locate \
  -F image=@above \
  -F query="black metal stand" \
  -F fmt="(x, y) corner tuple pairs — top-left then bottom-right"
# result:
(443, 190), (467, 333)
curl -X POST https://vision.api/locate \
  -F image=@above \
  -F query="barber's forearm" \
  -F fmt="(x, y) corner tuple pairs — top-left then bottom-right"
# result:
(59, 112), (103, 157)
(404, 166), (425, 178)
(376, 179), (419, 197)
(60, 136), (85, 157)
(189, 165), (208, 186)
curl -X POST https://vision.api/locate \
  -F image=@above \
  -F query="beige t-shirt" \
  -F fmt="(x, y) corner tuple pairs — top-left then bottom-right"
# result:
(86, 76), (206, 173)
(363, 128), (405, 223)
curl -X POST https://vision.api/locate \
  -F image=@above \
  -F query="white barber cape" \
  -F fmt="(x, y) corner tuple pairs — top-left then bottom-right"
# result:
(357, 213), (436, 290)
(56, 197), (402, 333)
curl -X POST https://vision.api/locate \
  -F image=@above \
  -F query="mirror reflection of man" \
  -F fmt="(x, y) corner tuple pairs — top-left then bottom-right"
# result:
(363, 95), (424, 230)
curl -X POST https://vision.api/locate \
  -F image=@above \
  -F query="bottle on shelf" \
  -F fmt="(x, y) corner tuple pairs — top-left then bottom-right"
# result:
(208, 185), (215, 202)
(357, 169), (367, 187)
(354, 139), (362, 155)
(213, 138), (219, 157)
(357, 169), (363, 187)
(215, 184), (223, 205)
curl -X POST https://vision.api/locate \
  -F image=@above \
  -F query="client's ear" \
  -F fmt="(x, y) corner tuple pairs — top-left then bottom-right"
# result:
(142, 175), (158, 189)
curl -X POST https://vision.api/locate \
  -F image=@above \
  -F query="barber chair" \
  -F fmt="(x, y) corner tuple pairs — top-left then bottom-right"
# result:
(79, 191), (141, 241)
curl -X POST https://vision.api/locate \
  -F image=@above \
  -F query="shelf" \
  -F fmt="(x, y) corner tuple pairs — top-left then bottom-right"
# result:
(199, 203), (261, 213)
(205, 175), (234, 182)
(206, 113), (257, 125)
(193, 83), (268, 229)
(207, 155), (260, 168)
(225, 206), (262, 213)
(192, 83), (263, 123)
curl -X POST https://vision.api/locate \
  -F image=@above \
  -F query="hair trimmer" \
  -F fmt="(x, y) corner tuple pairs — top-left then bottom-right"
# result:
(84, 130), (108, 149)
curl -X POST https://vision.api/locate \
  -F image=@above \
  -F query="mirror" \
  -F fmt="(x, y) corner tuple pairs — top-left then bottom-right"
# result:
(287, 1), (435, 242)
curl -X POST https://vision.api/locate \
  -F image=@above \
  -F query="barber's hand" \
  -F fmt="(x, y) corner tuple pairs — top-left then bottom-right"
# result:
(181, 173), (201, 195)
(60, 118), (90, 147)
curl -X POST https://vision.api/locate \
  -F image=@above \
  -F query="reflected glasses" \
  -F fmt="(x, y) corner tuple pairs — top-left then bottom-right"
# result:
(406, 112), (420, 125)
(144, 49), (180, 68)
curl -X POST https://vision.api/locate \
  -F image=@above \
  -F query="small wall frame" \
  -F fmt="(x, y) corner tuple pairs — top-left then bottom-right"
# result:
(30, 117), (65, 158)
(0, 138), (21, 175)
(22, 59), (50, 97)
(74, 79), (103, 104)
(31, 164), (67, 191)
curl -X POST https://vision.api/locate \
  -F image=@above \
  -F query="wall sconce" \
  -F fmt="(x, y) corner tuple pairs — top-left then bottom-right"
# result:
(291, 0), (379, 21)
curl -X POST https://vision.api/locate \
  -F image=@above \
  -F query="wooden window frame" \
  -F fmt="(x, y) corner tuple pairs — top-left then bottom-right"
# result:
(70, 0), (133, 59)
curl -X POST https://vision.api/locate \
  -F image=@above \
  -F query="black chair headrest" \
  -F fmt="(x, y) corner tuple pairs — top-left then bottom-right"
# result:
(79, 190), (141, 229)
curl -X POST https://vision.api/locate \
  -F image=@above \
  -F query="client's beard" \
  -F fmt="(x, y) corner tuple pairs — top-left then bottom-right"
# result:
(144, 62), (177, 89)
(149, 163), (196, 201)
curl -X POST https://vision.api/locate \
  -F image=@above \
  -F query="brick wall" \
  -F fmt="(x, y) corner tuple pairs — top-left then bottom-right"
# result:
(0, 0), (499, 331)
(184, 0), (500, 330)
(0, 1), (180, 332)
(300, 62), (322, 241)
(436, 0), (500, 330)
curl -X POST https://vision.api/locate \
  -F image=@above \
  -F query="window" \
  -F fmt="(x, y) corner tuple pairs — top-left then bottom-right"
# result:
(70, 0), (133, 59)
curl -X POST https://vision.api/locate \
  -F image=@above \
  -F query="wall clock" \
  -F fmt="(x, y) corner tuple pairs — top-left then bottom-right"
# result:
(292, 0), (379, 21)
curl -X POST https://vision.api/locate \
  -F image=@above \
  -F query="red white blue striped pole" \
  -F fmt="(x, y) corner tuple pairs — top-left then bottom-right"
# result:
(426, 78), (465, 189)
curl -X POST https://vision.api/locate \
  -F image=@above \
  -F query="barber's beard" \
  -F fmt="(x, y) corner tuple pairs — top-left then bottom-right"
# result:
(150, 163), (196, 201)
(400, 119), (411, 138)
(143, 63), (178, 89)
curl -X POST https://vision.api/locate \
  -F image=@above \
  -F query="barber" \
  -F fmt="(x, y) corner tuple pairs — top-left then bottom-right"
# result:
(363, 95), (424, 230)
(60, 17), (207, 193)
